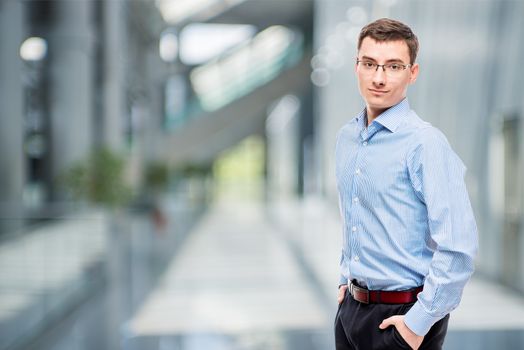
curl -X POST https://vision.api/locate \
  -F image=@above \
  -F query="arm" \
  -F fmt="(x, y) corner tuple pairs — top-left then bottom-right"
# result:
(338, 284), (348, 304)
(403, 128), (479, 336)
(337, 190), (349, 289)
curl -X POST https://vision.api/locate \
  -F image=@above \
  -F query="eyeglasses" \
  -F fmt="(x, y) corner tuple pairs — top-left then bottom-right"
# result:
(356, 59), (412, 77)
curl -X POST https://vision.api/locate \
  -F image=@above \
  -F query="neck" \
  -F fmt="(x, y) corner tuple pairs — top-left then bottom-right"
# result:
(366, 107), (387, 126)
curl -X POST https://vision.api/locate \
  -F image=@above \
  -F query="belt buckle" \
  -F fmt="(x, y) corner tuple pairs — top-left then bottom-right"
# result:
(351, 283), (369, 304)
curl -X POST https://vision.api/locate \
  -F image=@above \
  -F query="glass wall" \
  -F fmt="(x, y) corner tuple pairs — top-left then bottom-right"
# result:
(314, 0), (524, 292)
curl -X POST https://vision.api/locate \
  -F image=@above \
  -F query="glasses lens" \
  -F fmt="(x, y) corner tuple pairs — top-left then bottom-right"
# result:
(358, 61), (408, 77)
(385, 64), (406, 76)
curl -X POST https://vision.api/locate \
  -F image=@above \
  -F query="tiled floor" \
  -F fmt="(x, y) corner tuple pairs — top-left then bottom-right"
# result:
(0, 211), (108, 350)
(125, 199), (331, 349)
(10, 195), (524, 350)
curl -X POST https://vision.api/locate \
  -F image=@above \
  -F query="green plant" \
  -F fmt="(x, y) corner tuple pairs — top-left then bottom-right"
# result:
(144, 162), (170, 193)
(62, 148), (132, 207)
(177, 163), (211, 177)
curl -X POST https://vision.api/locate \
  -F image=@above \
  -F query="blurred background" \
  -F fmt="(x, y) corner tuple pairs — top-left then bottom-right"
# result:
(1, 0), (524, 349)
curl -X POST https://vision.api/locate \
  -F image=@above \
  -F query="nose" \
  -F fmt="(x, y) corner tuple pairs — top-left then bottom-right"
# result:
(372, 66), (386, 86)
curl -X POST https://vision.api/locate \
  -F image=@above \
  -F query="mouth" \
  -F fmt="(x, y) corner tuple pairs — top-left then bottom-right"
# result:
(368, 89), (388, 95)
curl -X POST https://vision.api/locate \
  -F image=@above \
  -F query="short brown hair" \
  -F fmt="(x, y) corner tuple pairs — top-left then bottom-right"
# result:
(358, 18), (419, 64)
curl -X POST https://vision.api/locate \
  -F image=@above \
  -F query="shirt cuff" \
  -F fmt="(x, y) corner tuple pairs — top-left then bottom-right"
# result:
(404, 302), (444, 336)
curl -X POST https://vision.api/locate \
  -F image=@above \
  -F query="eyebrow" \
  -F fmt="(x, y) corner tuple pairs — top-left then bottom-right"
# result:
(360, 55), (407, 64)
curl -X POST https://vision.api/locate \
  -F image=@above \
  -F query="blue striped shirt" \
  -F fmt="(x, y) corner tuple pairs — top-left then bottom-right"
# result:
(335, 98), (478, 336)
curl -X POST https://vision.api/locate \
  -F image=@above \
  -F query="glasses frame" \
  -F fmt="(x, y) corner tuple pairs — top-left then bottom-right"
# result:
(356, 59), (412, 75)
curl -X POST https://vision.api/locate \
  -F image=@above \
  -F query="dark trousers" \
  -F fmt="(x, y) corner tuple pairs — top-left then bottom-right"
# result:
(334, 289), (449, 350)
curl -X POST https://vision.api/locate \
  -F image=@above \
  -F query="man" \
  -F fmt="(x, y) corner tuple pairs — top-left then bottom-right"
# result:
(334, 18), (478, 350)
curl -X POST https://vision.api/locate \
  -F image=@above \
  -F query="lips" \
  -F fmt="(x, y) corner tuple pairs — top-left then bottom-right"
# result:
(369, 89), (388, 95)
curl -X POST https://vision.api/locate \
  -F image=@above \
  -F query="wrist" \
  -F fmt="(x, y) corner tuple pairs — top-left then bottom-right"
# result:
(402, 319), (419, 337)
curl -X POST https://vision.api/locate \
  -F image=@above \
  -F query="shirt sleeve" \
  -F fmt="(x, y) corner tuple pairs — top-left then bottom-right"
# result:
(337, 191), (349, 286)
(339, 251), (348, 286)
(404, 127), (479, 336)
(339, 274), (348, 286)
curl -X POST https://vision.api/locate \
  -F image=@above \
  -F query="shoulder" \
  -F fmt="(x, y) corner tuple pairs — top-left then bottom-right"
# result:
(340, 117), (358, 131)
(335, 118), (359, 156)
(405, 112), (451, 150)
(336, 118), (358, 140)
(405, 114), (465, 171)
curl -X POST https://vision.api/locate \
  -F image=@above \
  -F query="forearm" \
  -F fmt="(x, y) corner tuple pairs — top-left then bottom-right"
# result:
(404, 249), (476, 336)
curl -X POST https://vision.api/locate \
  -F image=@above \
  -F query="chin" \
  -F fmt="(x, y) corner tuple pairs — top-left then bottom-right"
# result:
(367, 95), (399, 107)
(368, 100), (392, 110)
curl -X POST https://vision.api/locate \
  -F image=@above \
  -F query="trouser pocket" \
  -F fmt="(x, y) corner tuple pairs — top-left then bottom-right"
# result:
(391, 327), (412, 349)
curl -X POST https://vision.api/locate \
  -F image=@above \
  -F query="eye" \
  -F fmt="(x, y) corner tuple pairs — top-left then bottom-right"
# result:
(363, 61), (375, 68)
(388, 64), (403, 71)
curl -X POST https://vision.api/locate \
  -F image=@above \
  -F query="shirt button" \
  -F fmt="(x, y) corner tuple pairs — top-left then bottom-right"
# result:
(352, 226), (357, 232)
(355, 168), (361, 175)
(353, 197), (359, 203)
(362, 141), (368, 146)
(354, 256), (360, 262)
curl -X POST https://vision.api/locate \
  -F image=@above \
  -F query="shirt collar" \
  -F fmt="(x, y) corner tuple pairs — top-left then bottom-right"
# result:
(355, 98), (411, 133)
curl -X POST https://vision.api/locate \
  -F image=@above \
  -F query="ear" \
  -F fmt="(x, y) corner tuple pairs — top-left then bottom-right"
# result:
(409, 63), (419, 84)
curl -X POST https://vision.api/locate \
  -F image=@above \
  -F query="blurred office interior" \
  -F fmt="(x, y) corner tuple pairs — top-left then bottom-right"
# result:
(1, 0), (524, 349)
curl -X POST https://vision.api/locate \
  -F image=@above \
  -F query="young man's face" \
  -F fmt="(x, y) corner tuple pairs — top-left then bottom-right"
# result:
(355, 37), (419, 119)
